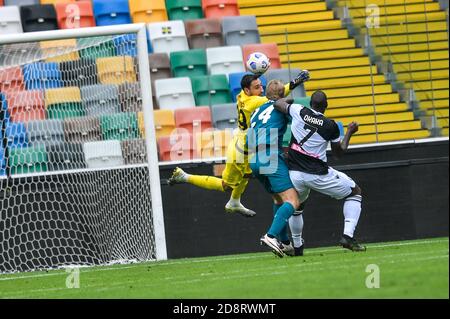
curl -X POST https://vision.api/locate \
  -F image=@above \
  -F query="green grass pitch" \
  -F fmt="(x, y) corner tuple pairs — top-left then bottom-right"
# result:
(0, 237), (448, 299)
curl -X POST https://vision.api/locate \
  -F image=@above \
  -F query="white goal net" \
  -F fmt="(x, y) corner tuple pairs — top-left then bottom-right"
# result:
(0, 25), (165, 274)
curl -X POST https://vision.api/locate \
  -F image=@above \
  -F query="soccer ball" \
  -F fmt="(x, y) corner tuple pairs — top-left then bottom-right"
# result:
(246, 52), (270, 74)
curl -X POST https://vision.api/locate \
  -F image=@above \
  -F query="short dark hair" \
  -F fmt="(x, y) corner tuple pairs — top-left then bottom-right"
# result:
(310, 90), (328, 110)
(241, 74), (260, 90)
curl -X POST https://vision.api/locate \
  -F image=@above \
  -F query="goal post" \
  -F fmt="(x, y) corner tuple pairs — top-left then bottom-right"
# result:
(0, 24), (167, 273)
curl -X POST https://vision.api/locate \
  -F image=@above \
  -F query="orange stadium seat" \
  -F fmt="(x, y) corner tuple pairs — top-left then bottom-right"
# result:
(202, 0), (239, 19)
(0, 66), (24, 94)
(242, 43), (281, 69)
(174, 106), (212, 134)
(55, 1), (96, 29)
(6, 90), (46, 123)
(195, 129), (232, 158)
(153, 109), (177, 139)
(158, 132), (196, 161)
(129, 0), (167, 23)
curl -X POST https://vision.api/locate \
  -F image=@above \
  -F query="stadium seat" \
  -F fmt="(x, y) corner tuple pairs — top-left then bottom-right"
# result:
(174, 106), (212, 134)
(0, 66), (24, 94)
(8, 144), (48, 175)
(5, 121), (28, 148)
(92, 0), (131, 26)
(47, 142), (86, 171)
(83, 139), (124, 168)
(129, 0), (167, 23)
(19, 4), (58, 33)
(202, 0), (239, 19)
(5, 1), (39, 5)
(40, 0), (75, 4)
(185, 18), (223, 49)
(39, 39), (80, 63)
(170, 49), (207, 79)
(242, 43), (281, 69)
(191, 74), (232, 106)
(210, 103), (237, 130)
(265, 68), (306, 99)
(154, 77), (196, 110)
(22, 62), (62, 90)
(55, 0), (95, 29)
(25, 119), (64, 147)
(63, 116), (102, 143)
(113, 34), (137, 57)
(206, 46), (245, 76)
(152, 109), (176, 138)
(77, 36), (117, 60)
(60, 58), (98, 87)
(96, 56), (137, 85)
(165, 0), (204, 21)
(121, 138), (147, 164)
(195, 129), (232, 158)
(0, 43), (43, 68)
(228, 72), (266, 102)
(45, 86), (84, 120)
(157, 132), (195, 161)
(100, 112), (139, 141)
(118, 82), (142, 113)
(147, 20), (189, 54)
(0, 6), (23, 35)
(148, 53), (172, 105)
(81, 84), (120, 116)
(222, 15), (260, 46)
(6, 90), (46, 123)
(0, 93), (10, 125)
(0, 147), (5, 177)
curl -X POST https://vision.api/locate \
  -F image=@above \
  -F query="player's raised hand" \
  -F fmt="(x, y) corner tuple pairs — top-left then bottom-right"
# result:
(290, 70), (310, 90)
(347, 122), (359, 134)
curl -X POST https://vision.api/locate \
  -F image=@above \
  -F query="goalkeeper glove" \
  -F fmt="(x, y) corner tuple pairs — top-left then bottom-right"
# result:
(289, 70), (310, 90)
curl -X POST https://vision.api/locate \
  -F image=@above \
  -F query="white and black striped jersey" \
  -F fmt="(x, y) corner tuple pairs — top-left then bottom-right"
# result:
(287, 103), (341, 175)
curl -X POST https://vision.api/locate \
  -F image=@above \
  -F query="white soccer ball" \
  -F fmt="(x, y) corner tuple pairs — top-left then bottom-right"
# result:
(246, 52), (270, 74)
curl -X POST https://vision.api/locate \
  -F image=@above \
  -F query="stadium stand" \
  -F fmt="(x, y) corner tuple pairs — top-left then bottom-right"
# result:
(63, 116), (102, 144)
(19, 4), (58, 33)
(8, 144), (47, 174)
(222, 15), (260, 46)
(81, 84), (120, 116)
(174, 106), (212, 134)
(157, 132), (196, 161)
(5, 0), (39, 6)
(129, 0), (168, 23)
(92, 0), (131, 26)
(7, 89), (45, 122)
(238, 0), (435, 143)
(40, 39), (80, 63)
(206, 45), (245, 76)
(165, 0), (204, 21)
(25, 119), (64, 147)
(55, 1), (96, 29)
(47, 142), (86, 171)
(210, 103), (238, 130)
(152, 109), (177, 138)
(121, 138), (147, 164)
(59, 58), (98, 87)
(77, 36), (116, 59)
(242, 43), (281, 69)
(40, 0), (76, 4)
(119, 82), (142, 113)
(96, 56), (137, 84)
(23, 62), (62, 90)
(0, 66), (24, 94)
(265, 68), (306, 98)
(185, 18), (224, 49)
(5, 121), (28, 148)
(191, 74), (232, 106)
(100, 112), (140, 141)
(202, 0), (240, 18)
(82, 139), (124, 168)
(45, 86), (84, 119)
(154, 77), (196, 110)
(147, 20), (190, 53)
(170, 48), (208, 79)
(0, 6), (23, 35)
(195, 129), (233, 158)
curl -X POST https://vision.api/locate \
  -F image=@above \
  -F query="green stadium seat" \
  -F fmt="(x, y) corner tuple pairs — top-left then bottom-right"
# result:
(9, 144), (48, 175)
(165, 0), (203, 21)
(100, 112), (139, 141)
(170, 49), (207, 79)
(191, 74), (232, 106)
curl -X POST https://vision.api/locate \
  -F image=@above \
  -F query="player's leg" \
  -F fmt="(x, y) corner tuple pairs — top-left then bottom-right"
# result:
(168, 167), (228, 192)
(289, 200), (308, 256)
(223, 163), (255, 217)
(307, 167), (365, 251)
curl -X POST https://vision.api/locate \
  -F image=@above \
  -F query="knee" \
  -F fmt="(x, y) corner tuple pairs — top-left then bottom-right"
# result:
(288, 195), (300, 210)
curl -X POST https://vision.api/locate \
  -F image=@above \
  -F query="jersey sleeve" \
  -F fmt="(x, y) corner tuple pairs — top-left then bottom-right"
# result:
(283, 83), (291, 98)
(288, 103), (303, 120)
(245, 95), (269, 113)
(330, 121), (341, 142)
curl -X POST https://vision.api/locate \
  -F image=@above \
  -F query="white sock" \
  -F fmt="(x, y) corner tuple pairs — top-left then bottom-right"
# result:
(343, 195), (362, 238)
(227, 197), (241, 207)
(289, 212), (304, 248)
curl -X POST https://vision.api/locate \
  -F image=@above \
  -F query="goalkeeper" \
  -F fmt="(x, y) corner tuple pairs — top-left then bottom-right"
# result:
(168, 70), (310, 217)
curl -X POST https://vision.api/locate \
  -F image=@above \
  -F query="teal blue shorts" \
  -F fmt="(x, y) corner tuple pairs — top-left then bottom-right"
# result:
(250, 152), (293, 194)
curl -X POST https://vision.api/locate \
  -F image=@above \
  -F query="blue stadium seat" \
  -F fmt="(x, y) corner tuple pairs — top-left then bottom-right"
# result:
(92, 0), (131, 26)
(22, 62), (62, 90)
(0, 146), (5, 177)
(228, 72), (266, 102)
(1, 93), (11, 125)
(113, 34), (137, 56)
(6, 122), (29, 149)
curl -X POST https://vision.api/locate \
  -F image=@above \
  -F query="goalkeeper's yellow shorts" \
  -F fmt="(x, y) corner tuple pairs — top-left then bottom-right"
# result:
(222, 133), (252, 188)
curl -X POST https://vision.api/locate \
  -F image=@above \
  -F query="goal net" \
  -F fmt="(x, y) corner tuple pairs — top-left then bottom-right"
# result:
(0, 26), (165, 274)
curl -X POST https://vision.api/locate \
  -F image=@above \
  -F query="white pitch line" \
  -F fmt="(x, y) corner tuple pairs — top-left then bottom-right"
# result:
(0, 238), (447, 282)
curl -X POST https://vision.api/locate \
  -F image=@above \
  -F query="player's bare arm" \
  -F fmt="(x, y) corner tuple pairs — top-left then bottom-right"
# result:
(331, 121), (359, 159)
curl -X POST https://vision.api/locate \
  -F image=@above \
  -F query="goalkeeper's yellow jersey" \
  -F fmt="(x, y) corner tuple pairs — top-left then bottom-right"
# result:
(234, 84), (291, 152)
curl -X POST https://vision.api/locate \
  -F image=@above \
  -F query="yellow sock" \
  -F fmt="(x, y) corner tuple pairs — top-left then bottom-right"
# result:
(231, 178), (249, 200)
(187, 175), (226, 192)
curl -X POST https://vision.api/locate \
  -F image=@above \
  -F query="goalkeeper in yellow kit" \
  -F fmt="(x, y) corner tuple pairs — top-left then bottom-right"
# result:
(168, 70), (310, 216)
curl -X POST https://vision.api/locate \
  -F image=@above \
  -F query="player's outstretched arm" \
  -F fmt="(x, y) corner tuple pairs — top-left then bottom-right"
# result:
(289, 70), (310, 90)
(331, 122), (359, 158)
(273, 97), (294, 114)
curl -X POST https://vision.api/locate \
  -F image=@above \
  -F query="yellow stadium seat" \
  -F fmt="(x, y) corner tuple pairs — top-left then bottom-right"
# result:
(40, 39), (79, 63)
(153, 109), (176, 139)
(129, 0), (168, 23)
(45, 86), (81, 106)
(195, 130), (233, 159)
(96, 56), (137, 84)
